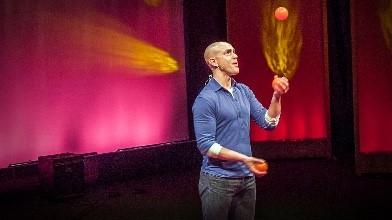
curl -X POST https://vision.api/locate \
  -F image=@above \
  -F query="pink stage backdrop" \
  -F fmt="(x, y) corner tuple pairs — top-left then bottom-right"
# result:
(352, 0), (392, 153)
(0, 0), (188, 167)
(227, 0), (329, 141)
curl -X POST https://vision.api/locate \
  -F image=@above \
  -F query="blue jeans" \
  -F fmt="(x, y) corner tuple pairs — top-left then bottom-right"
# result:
(198, 172), (256, 220)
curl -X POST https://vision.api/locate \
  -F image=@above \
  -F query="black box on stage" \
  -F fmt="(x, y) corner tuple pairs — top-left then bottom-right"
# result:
(38, 153), (85, 198)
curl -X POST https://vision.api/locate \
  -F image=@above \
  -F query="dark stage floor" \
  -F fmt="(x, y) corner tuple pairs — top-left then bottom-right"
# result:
(1, 158), (392, 220)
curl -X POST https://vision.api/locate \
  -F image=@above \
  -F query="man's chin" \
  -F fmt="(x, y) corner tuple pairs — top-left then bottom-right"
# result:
(231, 67), (240, 75)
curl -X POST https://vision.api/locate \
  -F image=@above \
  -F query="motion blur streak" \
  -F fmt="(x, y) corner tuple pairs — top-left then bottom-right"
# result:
(37, 10), (179, 75)
(378, 0), (392, 52)
(261, 0), (302, 79)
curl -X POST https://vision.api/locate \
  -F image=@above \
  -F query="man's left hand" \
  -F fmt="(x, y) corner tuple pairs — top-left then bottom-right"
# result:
(272, 75), (289, 95)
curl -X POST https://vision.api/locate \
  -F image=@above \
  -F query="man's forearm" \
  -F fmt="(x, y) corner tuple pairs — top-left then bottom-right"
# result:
(207, 146), (250, 162)
(267, 92), (282, 118)
(207, 145), (267, 176)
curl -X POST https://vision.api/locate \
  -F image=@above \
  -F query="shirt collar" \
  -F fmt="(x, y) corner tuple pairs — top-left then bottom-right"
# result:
(207, 77), (238, 92)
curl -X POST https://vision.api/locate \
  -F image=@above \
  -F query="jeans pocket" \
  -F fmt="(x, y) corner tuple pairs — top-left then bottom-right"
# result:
(208, 176), (238, 197)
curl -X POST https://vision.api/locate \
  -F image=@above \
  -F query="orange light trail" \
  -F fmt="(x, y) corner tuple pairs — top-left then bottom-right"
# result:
(144, 0), (163, 7)
(37, 10), (179, 75)
(260, 0), (302, 79)
(378, 0), (392, 53)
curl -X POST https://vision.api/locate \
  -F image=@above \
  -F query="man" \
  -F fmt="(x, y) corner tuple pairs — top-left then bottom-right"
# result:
(192, 41), (289, 220)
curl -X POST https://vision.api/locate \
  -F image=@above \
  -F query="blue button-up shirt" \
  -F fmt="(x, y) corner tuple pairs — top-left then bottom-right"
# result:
(192, 77), (277, 177)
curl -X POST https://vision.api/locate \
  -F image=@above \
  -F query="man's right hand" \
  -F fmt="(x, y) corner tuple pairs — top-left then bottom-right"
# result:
(244, 157), (268, 177)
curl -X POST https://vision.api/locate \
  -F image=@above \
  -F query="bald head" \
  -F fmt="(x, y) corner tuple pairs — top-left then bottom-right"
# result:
(203, 41), (230, 65)
(203, 41), (239, 75)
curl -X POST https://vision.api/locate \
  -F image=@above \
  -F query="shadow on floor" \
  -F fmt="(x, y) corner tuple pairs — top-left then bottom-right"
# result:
(1, 158), (392, 220)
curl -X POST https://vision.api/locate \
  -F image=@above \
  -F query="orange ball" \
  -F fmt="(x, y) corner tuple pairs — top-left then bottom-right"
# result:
(254, 162), (268, 172)
(274, 6), (289, 21)
(272, 77), (285, 93)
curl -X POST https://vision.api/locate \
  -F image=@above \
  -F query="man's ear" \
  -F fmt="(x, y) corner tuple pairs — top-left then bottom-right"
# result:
(208, 57), (218, 68)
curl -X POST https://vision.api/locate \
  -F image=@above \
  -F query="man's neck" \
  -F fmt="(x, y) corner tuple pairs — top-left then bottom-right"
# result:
(212, 71), (232, 90)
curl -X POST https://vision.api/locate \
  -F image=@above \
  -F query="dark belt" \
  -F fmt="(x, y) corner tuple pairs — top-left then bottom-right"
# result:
(201, 171), (254, 179)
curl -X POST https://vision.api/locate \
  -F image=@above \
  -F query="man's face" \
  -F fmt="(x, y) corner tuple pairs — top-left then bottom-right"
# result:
(214, 43), (239, 76)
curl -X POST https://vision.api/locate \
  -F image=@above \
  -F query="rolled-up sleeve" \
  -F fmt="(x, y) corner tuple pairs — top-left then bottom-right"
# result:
(245, 86), (278, 130)
(192, 96), (217, 155)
